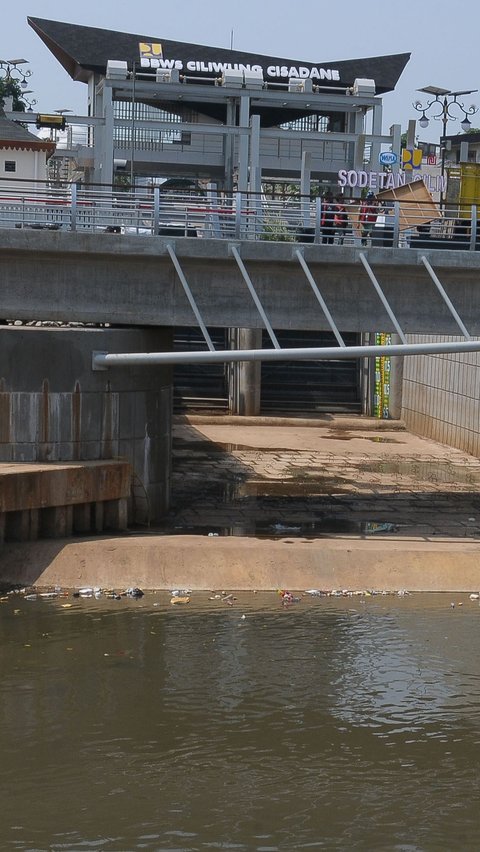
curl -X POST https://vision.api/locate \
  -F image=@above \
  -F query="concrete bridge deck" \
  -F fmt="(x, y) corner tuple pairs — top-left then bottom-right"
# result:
(1, 230), (480, 334)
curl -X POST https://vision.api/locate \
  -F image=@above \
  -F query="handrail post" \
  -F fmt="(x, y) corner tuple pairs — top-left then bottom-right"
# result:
(469, 203), (477, 252)
(70, 182), (77, 232)
(153, 186), (160, 236)
(392, 200), (400, 248)
(235, 192), (242, 239)
(314, 197), (322, 244)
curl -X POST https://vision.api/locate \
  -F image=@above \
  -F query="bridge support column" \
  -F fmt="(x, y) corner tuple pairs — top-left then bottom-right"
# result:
(229, 328), (262, 416)
(0, 326), (173, 525)
(389, 334), (405, 420)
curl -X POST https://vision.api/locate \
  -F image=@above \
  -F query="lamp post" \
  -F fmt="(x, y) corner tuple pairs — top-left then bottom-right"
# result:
(0, 58), (32, 88)
(413, 86), (478, 208)
(0, 58), (33, 112)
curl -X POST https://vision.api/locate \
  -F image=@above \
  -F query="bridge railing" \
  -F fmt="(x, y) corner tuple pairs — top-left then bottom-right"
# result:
(0, 180), (478, 250)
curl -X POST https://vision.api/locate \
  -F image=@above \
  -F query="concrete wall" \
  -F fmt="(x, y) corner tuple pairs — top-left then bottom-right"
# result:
(0, 326), (173, 521)
(402, 334), (480, 456)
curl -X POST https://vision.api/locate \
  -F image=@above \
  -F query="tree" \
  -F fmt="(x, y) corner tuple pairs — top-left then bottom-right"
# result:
(0, 77), (26, 112)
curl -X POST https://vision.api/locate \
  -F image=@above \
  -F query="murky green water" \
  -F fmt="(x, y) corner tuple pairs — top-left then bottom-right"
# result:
(1, 591), (480, 850)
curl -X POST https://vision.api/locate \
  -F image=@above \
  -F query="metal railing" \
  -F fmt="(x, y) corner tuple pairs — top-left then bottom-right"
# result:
(0, 180), (479, 250)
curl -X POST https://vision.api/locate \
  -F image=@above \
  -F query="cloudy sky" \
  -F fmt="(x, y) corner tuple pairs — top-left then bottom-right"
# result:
(3, 0), (480, 144)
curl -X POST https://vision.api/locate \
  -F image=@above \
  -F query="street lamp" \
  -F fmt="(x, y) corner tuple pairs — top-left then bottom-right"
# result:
(413, 85), (479, 208)
(0, 58), (32, 88)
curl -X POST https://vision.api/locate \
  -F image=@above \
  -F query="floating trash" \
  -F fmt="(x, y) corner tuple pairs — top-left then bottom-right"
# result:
(364, 522), (397, 534)
(170, 596), (190, 605)
(125, 588), (144, 599)
(270, 523), (301, 533)
(278, 590), (300, 604)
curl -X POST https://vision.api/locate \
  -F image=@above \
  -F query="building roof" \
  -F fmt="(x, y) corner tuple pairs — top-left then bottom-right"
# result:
(28, 16), (410, 95)
(444, 131), (480, 145)
(0, 111), (55, 153)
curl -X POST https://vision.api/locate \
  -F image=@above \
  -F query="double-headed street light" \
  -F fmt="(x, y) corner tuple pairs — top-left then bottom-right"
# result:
(0, 58), (32, 88)
(413, 86), (479, 207)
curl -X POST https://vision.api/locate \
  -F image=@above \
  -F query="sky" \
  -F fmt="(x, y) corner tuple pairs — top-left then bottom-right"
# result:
(3, 0), (480, 145)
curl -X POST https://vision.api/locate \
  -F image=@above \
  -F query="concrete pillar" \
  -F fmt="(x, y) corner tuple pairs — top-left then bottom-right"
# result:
(249, 114), (261, 194)
(0, 511), (6, 544)
(41, 505), (73, 539)
(369, 102), (383, 171)
(230, 328), (262, 415)
(224, 98), (237, 193)
(94, 83), (114, 186)
(389, 334), (405, 420)
(390, 124), (402, 176)
(73, 502), (93, 533)
(301, 151), (312, 227)
(93, 501), (104, 533)
(104, 498), (128, 531)
(238, 95), (250, 193)
(6, 509), (40, 542)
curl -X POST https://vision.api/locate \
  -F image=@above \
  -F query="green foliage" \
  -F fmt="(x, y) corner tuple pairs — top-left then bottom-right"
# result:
(0, 77), (26, 112)
(261, 216), (294, 242)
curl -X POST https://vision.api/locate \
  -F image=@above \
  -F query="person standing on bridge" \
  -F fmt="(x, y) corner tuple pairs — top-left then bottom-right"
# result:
(359, 191), (378, 246)
(334, 196), (349, 245)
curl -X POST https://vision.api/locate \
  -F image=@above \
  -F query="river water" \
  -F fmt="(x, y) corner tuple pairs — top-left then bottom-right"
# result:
(1, 591), (480, 851)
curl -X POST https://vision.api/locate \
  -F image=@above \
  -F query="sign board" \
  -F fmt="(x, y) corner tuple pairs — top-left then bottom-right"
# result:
(379, 151), (398, 166)
(402, 148), (423, 170)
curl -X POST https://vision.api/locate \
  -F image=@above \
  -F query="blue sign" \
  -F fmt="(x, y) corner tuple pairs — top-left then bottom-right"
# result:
(379, 151), (398, 166)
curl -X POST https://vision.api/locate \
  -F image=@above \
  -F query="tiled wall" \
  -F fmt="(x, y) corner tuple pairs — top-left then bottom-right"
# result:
(402, 334), (480, 456)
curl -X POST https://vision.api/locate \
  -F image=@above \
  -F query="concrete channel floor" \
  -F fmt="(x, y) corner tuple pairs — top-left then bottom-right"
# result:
(3, 413), (480, 592)
(161, 414), (480, 542)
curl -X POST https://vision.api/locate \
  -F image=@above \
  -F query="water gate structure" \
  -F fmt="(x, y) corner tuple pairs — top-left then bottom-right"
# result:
(2, 19), (480, 545)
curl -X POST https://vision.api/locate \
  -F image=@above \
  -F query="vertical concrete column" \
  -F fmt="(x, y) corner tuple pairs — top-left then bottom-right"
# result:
(41, 505), (73, 539)
(230, 328), (262, 416)
(104, 498), (128, 531)
(301, 151), (312, 228)
(369, 101), (383, 171)
(238, 95), (250, 194)
(93, 501), (104, 533)
(73, 502), (93, 533)
(389, 334), (405, 420)
(6, 509), (40, 542)
(249, 114), (261, 195)
(224, 98), (237, 193)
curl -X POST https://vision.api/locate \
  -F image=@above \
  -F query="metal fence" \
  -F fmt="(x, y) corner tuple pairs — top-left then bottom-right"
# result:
(0, 181), (479, 250)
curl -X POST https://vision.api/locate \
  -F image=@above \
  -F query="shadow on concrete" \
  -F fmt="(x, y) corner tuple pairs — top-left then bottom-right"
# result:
(163, 421), (480, 541)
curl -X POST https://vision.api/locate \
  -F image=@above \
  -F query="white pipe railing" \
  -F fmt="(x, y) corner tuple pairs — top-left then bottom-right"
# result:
(0, 181), (478, 250)
(92, 339), (480, 370)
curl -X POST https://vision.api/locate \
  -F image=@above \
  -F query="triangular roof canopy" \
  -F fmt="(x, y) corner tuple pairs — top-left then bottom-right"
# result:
(28, 16), (410, 94)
